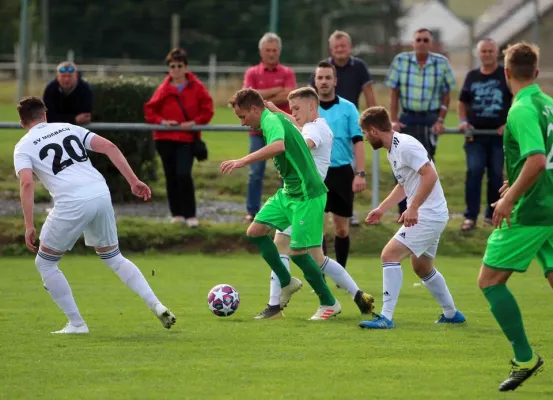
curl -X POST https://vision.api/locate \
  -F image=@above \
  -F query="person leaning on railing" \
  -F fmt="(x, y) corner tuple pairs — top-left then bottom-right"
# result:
(144, 48), (214, 228)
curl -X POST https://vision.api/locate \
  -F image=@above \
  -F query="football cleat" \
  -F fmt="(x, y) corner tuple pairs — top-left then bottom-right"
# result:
(309, 301), (341, 320)
(435, 310), (466, 324)
(359, 313), (395, 329)
(354, 290), (375, 314)
(153, 303), (176, 329)
(499, 354), (544, 392)
(254, 304), (283, 319)
(51, 323), (89, 334)
(279, 277), (303, 309)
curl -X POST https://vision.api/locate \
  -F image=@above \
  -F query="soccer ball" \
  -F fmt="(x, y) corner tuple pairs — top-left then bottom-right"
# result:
(207, 284), (240, 317)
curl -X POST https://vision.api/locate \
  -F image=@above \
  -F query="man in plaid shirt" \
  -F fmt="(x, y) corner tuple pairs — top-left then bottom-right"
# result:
(385, 27), (456, 214)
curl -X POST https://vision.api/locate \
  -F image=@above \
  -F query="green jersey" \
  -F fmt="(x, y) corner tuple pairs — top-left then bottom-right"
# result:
(260, 109), (327, 199)
(504, 84), (553, 225)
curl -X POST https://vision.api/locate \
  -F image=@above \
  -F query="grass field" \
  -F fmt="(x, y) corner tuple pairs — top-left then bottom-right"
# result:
(1, 254), (552, 399)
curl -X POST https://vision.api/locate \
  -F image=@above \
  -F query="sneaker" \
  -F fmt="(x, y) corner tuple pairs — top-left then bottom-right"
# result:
(279, 277), (303, 309)
(171, 216), (186, 224)
(309, 301), (342, 320)
(499, 354), (544, 392)
(359, 313), (395, 329)
(186, 218), (200, 228)
(51, 322), (89, 334)
(254, 304), (283, 319)
(354, 290), (375, 314)
(435, 310), (466, 324)
(153, 303), (176, 329)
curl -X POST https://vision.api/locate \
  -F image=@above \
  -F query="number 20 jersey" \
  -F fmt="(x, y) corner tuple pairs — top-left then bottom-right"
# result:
(14, 122), (109, 204)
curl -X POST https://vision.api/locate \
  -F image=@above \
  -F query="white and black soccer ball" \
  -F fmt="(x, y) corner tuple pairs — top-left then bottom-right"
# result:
(207, 284), (240, 317)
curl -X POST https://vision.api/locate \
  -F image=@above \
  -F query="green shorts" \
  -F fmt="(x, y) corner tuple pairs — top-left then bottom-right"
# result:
(483, 220), (553, 276)
(254, 189), (326, 250)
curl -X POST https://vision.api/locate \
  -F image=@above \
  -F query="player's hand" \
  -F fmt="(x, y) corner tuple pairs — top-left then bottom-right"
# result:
(220, 159), (246, 174)
(392, 121), (405, 132)
(398, 206), (418, 227)
(352, 175), (366, 193)
(131, 180), (152, 201)
(498, 180), (509, 198)
(365, 208), (383, 224)
(497, 124), (506, 136)
(459, 121), (473, 132)
(432, 120), (445, 135)
(264, 101), (279, 112)
(25, 227), (37, 253)
(161, 120), (179, 126)
(491, 198), (514, 228)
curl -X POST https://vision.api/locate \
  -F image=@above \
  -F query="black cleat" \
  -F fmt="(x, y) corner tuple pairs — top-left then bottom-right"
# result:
(354, 290), (375, 315)
(498, 355), (544, 392)
(254, 304), (283, 320)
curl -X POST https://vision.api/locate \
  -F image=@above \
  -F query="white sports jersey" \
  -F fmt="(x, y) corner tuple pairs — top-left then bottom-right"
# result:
(387, 132), (448, 220)
(13, 122), (109, 204)
(302, 118), (333, 180)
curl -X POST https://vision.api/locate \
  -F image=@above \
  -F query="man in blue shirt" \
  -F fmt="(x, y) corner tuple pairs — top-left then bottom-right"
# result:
(314, 61), (366, 271)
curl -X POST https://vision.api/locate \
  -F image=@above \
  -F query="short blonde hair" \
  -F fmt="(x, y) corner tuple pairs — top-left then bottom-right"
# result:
(287, 87), (319, 105)
(328, 30), (351, 45)
(503, 42), (540, 81)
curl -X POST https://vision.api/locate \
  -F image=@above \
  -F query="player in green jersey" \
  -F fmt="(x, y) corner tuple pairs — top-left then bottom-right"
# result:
(221, 88), (340, 320)
(478, 42), (553, 391)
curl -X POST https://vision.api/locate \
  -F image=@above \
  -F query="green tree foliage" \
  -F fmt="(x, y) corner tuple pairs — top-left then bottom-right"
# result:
(87, 76), (160, 203)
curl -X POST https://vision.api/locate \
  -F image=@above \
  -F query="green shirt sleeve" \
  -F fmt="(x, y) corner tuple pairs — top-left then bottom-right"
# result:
(508, 105), (545, 157)
(262, 114), (285, 144)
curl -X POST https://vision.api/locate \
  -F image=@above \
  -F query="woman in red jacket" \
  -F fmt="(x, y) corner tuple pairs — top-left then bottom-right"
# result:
(144, 48), (214, 227)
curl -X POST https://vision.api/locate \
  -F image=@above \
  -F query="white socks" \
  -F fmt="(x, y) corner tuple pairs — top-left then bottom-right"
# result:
(98, 248), (160, 310)
(421, 268), (456, 318)
(320, 257), (360, 298)
(269, 255), (290, 306)
(36, 251), (85, 326)
(381, 262), (403, 321)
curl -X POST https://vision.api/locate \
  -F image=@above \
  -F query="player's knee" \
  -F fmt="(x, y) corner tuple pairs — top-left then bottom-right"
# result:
(97, 247), (124, 271)
(381, 247), (400, 263)
(334, 225), (349, 238)
(246, 223), (270, 238)
(35, 252), (61, 280)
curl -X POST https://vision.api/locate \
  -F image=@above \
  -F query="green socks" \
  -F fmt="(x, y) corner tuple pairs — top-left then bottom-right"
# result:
(249, 235), (291, 287)
(291, 253), (336, 306)
(482, 284), (533, 362)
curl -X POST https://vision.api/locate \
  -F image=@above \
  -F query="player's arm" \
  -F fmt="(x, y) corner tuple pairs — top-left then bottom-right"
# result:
(89, 135), (140, 186)
(410, 162), (438, 209)
(18, 169), (35, 231)
(240, 140), (285, 164)
(349, 105), (366, 192)
(264, 101), (298, 127)
(378, 184), (406, 213)
(303, 125), (321, 150)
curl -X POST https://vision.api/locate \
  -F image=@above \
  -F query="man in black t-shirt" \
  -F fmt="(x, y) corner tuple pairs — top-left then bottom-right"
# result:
(458, 38), (512, 231)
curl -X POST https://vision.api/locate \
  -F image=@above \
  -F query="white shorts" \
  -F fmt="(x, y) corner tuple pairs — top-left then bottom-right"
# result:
(393, 219), (448, 258)
(276, 226), (293, 236)
(40, 194), (118, 252)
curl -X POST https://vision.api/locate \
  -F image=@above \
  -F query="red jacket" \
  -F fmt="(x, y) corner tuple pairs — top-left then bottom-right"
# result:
(144, 72), (214, 142)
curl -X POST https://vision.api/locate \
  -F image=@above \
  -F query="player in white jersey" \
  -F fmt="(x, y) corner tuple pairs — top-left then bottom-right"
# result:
(255, 87), (375, 320)
(13, 96), (176, 334)
(357, 106), (466, 329)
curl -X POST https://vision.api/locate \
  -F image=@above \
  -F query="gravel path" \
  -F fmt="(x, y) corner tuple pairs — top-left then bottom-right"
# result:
(0, 198), (246, 224)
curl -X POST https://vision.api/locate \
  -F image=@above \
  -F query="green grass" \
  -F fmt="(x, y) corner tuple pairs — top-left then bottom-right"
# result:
(0, 254), (552, 399)
(0, 103), (479, 214)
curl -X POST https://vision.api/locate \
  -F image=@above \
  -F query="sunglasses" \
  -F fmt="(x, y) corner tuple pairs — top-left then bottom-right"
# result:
(58, 66), (75, 73)
(416, 38), (430, 43)
(169, 64), (185, 69)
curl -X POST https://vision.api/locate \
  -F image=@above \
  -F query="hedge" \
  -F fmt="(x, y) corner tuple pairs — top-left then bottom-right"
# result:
(87, 76), (162, 203)
(0, 215), (492, 257)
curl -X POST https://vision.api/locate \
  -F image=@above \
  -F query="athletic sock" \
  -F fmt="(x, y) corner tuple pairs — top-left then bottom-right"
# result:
(335, 236), (350, 269)
(381, 262), (403, 320)
(268, 255), (290, 306)
(290, 253), (335, 306)
(421, 268), (456, 318)
(36, 251), (85, 326)
(482, 284), (534, 362)
(249, 235), (291, 287)
(321, 256), (360, 298)
(98, 248), (160, 310)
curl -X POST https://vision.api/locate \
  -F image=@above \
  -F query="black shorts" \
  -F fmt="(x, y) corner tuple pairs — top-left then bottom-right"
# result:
(324, 165), (354, 218)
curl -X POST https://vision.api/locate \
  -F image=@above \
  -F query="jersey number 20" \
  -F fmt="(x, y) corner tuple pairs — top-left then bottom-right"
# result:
(39, 135), (89, 175)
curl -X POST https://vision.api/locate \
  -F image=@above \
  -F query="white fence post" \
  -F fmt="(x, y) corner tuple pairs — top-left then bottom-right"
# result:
(208, 53), (217, 95)
(66, 49), (74, 62)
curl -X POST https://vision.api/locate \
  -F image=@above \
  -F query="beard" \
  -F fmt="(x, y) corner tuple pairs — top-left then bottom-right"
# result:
(369, 137), (383, 150)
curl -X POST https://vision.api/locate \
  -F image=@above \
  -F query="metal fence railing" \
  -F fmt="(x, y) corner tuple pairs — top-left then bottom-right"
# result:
(0, 122), (499, 209)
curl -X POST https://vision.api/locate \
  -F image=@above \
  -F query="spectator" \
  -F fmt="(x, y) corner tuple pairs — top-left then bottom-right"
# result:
(314, 61), (366, 271)
(310, 30), (376, 226)
(43, 61), (93, 124)
(458, 38), (511, 231)
(385, 27), (456, 215)
(242, 32), (297, 223)
(144, 48), (214, 228)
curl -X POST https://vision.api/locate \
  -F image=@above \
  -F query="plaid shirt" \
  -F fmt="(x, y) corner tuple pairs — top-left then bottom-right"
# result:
(385, 51), (456, 112)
